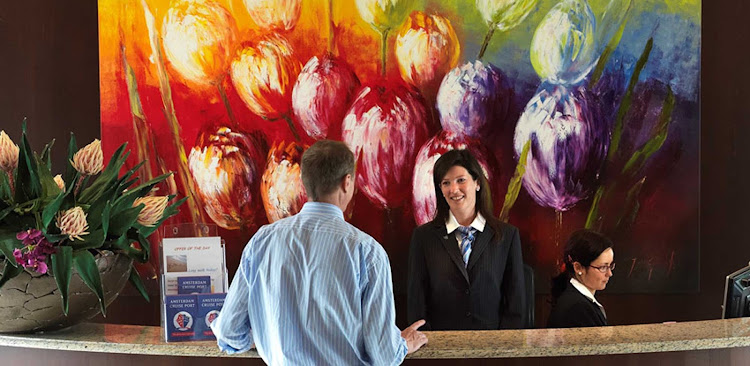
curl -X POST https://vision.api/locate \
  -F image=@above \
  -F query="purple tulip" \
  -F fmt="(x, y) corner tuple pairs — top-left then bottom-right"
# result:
(513, 83), (609, 211)
(436, 60), (512, 138)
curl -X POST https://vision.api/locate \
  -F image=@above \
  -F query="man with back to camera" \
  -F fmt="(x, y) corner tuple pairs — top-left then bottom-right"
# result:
(211, 140), (428, 365)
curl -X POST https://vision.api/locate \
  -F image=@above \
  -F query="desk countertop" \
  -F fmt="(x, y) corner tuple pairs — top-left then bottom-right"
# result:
(1, 318), (749, 359)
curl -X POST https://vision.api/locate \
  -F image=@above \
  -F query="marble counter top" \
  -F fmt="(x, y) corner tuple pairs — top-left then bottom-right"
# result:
(0, 318), (749, 359)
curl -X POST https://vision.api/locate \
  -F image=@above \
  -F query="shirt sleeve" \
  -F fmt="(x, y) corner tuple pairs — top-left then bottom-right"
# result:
(360, 242), (408, 365)
(211, 247), (255, 354)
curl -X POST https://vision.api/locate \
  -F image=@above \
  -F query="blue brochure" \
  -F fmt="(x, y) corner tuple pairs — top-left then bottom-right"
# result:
(195, 293), (226, 340)
(177, 276), (211, 294)
(165, 295), (197, 341)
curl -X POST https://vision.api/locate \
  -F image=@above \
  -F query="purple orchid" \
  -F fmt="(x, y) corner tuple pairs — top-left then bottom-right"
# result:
(513, 82), (609, 211)
(13, 228), (56, 274)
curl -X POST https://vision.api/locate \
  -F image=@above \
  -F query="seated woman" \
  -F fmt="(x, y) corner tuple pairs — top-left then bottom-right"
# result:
(547, 229), (614, 328)
(408, 149), (526, 330)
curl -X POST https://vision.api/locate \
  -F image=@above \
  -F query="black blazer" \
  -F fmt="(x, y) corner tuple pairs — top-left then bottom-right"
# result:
(407, 220), (526, 330)
(547, 283), (607, 328)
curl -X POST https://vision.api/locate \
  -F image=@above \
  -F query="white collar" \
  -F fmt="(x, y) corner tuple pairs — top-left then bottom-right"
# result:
(445, 211), (486, 234)
(570, 278), (604, 308)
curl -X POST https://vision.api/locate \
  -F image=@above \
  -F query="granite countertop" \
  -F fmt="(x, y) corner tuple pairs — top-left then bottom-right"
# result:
(0, 318), (749, 359)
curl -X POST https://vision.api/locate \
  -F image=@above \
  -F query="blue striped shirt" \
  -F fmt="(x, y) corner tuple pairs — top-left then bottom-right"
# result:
(211, 202), (408, 365)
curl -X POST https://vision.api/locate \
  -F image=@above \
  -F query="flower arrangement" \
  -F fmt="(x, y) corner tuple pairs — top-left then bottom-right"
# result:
(0, 124), (185, 316)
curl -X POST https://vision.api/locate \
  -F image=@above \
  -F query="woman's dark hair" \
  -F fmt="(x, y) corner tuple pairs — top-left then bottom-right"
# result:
(551, 229), (613, 302)
(431, 149), (502, 237)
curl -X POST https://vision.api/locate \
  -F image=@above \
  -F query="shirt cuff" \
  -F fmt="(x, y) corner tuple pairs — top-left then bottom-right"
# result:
(216, 338), (254, 355)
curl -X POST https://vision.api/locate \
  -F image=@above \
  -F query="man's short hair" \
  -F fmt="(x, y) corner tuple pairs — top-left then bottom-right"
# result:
(301, 140), (355, 201)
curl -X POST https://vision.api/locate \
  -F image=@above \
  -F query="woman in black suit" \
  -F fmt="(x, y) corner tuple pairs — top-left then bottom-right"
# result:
(547, 229), (614, 328)
(407, 150), (526, 330)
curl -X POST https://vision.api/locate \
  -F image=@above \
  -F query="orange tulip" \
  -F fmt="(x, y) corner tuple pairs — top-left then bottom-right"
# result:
(260, 141), (308, 223)
(230, 33), (302, 120)
(395, 12), (460, 93)
(162, 0), (238, 87)
(242, 0), (301, 31)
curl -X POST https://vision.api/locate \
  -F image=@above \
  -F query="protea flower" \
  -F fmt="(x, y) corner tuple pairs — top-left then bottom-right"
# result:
(231, 33), (302, 138)
(292, 54), (361, 140)
(56, 206), (90, 241)
(412, 131), (499, 225)
(242, 0), (301, 31)
(133, 196), (169, 227)
(162, 0), (238, 87)
(188, 126), (267, 230)
(342, 80), (430, 208)
(355, 0), (415, 32)
(395, 11), (460, 95)
(0, 130), (19, 173)
(476, 0), (538, 32)
(71, 139), (103, 176)
(261, 141), (308, 223)
(513, 83), (608, 211)
(53, 174), (65, 191)
(436, 60), (512, 138)
(530, 0), (596, 85)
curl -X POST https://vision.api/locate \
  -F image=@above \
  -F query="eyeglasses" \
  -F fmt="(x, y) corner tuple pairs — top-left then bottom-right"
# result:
(589, 263), (615, 273)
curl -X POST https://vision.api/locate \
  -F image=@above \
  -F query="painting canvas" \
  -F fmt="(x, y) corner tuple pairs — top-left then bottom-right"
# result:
(98, 0), (700, 295)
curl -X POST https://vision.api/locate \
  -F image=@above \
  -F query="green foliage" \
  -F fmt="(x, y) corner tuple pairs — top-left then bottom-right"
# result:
(0, 126), (183, 316)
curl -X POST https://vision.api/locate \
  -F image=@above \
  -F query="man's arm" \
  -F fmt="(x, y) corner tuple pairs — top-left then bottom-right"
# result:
(211, 249), (255, 354)
(361, 245), (426, 364)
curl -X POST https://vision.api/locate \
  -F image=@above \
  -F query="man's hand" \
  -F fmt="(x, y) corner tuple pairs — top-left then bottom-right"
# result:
(401, 319), (428, 354)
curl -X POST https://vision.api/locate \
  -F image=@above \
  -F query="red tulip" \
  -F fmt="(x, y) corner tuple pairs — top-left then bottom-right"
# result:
(261, 141), (308, 222)
(292, 54), (361, 140)
(188, 126), (267, 230)
(412, 131), (499, 225)
(342, 80), (430, 208)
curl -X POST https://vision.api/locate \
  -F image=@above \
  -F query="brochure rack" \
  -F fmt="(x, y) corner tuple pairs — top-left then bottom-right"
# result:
(159, 223), (228, 342)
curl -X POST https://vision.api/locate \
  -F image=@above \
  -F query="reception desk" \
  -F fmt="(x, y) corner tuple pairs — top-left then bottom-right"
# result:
(1, 318), (749, 365)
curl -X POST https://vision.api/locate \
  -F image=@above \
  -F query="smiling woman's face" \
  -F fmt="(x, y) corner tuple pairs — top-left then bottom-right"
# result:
(440, 165), (479, 218)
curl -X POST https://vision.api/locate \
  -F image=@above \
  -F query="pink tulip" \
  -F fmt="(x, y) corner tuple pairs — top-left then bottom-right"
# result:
(261, 141), (308, 222)
(292, 54), (361, 140)
(188, 126), (267, 230)
(342, 80), (430, 208)
(412, 131), (499, 225)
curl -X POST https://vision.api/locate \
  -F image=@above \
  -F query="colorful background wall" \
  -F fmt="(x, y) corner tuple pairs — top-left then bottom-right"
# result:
(2, 0), (736, 331)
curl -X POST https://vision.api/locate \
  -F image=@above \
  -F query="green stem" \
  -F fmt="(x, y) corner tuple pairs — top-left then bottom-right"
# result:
(477, 23), (497, 60)
(217, 81), (237, 130)
(283, 115), (301, 142)
(380, 28), (390, 77)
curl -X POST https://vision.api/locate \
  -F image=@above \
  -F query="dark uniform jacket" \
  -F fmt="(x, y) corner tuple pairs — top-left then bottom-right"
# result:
(547, 283), (607, 328)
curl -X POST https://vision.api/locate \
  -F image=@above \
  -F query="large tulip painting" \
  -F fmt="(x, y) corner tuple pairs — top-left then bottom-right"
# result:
(99, 0), (700, 299)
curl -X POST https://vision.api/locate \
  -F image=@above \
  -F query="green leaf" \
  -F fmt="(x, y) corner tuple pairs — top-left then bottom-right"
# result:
(64, 133), (78, 186)
(0, 260), (24, 290)
(590, 0), (633, 86)
(101, 202), (111, 237)
(0, 235), (21, 268)
(108, 206), (143, 238)
(71, 229), (106, 251)
(73, 250), (106, 317)
(615, 177), (646, 230)
(34, 154), (61, 200)
(51, 246), (73, 315)
(14, 127), (42, 203)
(0, 204), (17, 223)
(40, 139), (55, 172)
(621, 86), (676, 177)
(585, 186), (606, 231)
(110, 172), (172, 214)
(0, 170), (11, 204)
(605, 37), (653, 166)
(500, 140), (530, 223)
(128, 264), (150, 302)
(42, 191), (65, 230)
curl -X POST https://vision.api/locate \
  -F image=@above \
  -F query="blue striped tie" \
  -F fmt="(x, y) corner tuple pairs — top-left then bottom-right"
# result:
(457, 226), (477, 267)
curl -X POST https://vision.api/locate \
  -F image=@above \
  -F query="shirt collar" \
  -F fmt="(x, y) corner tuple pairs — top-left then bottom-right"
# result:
(570, 277), (604, 308)
(299, 202), (344, 220)
(445, 211), (486, 234)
